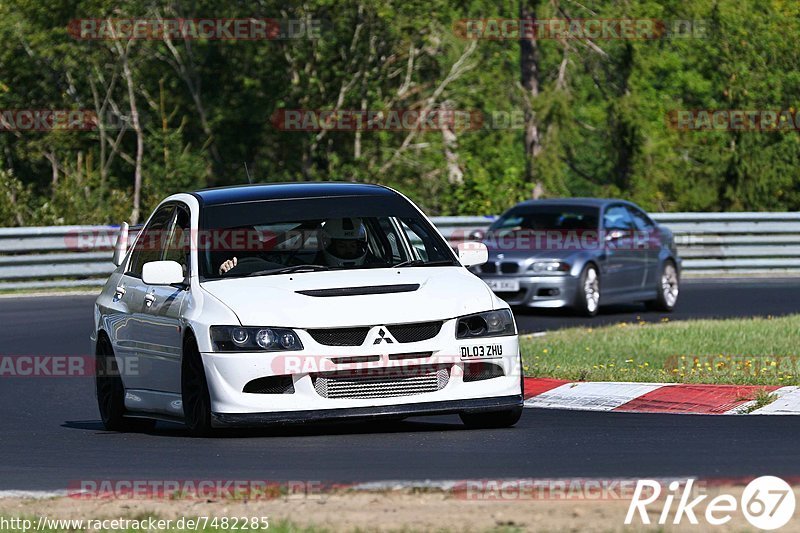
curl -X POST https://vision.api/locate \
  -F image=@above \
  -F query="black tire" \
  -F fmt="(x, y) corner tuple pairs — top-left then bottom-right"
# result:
(645, 260), (679, 312)
(460, 407), (523, 429)
(181, 335), (214, 437)
(573, 264), (600, 317)
(95, 335), (156, 432)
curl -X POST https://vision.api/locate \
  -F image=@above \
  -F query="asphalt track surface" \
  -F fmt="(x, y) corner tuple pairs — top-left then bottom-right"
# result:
(0, 279), (798, 491)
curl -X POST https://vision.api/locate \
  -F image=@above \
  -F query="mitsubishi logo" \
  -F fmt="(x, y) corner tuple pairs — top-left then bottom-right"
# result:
(373, 328), (394, 345)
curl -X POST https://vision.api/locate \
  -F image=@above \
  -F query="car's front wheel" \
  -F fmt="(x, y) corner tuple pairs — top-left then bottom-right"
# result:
(181, 335), (214, 437)
(574, 264), (600, 316)
(646, 260), (679, 312)
(95, 335), (156, 432)
(459, 407), (523, 429)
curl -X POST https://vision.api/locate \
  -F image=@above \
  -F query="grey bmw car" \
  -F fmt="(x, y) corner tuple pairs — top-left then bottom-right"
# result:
(471, 199), (681, 316)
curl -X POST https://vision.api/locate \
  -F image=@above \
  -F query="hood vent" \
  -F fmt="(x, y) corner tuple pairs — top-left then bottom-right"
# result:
(296, 283), (420, 297)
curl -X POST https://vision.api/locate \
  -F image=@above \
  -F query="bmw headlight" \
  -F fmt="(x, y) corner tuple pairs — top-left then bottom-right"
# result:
(528, 261), (570, 274)
(456, 309), (515, 339)
(210, 326), (303, 352)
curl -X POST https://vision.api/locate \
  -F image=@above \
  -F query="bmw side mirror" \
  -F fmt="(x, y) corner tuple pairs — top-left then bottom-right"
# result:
(142, 260), (185, 286)
(112, 222), (129, 267)
(457, 242), (488, 267)
(468, 229), (485, 241)
(605, 229), (627, 242)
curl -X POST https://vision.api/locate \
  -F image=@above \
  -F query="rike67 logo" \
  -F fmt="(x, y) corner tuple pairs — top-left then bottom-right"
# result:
(625, 476), (795, 530)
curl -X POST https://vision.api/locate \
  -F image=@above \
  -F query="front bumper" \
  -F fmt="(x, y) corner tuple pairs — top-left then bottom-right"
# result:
(478, 275), (579, 308)
(200, 319), (521, 418)
(212, 394), (523, 427)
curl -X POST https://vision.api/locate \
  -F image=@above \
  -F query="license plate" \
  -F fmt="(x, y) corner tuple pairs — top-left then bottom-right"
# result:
(485, 279), (519, 292)
(461, 344), (503, 359)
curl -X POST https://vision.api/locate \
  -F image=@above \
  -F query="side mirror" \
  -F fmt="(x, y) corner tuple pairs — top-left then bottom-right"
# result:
(604, 229), (628, 242)
(467, 229), (485, 241)
(112, 222), (129, 266)
(142, 260), (185, 286)
(457, 242), (488, 267)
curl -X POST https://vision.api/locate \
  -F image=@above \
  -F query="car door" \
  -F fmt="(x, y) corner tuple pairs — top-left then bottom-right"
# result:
(601, 204), (644, 295)
(138, 204), (191, 395)
(626, 205), (658, 289)
(121, 204), (176, 391)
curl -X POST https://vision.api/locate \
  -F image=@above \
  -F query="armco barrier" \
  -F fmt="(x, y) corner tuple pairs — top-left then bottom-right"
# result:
(0, 213), (798, 290)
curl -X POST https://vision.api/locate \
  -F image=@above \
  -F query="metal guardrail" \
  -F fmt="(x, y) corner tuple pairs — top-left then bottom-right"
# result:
(0, 213), (798, 290)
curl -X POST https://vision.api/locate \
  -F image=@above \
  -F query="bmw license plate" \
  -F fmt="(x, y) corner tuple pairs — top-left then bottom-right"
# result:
(485, 279), (519, 292)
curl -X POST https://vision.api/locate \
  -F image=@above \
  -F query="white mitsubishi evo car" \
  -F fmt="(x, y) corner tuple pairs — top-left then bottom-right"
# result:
(92, 183), (523, 435)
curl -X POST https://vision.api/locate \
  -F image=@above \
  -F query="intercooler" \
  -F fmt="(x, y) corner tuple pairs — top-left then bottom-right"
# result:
(312, 365), (450, 399)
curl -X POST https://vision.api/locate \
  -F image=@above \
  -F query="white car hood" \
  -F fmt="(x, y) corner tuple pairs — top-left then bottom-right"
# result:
(200, 267), (495, 328)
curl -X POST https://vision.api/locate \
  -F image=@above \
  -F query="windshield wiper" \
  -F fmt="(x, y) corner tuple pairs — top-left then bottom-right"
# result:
(248, 264), (330, 277)
(391, 259), (456, 268)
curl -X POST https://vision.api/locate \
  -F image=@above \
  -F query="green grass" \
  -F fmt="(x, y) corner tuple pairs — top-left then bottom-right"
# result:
(742, 390), (778, 413)
(520, 314), (800, 385)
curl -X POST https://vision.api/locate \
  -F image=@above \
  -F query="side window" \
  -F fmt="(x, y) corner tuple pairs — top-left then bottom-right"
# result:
(398, 218), (454, 263)
(163, 205), (191, 278)
(627, 206), (655, 231)
(400, 220), (428, 261)
(603, 205), (633, 232)
(126, 206), (175, 278)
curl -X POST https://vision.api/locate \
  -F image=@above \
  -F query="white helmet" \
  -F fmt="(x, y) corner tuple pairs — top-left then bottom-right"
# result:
(319, 218), (368, 267)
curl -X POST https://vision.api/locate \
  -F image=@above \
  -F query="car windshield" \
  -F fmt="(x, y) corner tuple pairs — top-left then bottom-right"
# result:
(488, 205), (599, 236)
(199, 196), (457, 279)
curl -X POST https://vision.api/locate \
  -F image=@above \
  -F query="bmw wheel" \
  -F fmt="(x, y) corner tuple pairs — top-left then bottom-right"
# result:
(574, 264), (600, 316)
(646, 260), (679, 312)
(181, 335), (214, 437)
(95, 335), (156, 432)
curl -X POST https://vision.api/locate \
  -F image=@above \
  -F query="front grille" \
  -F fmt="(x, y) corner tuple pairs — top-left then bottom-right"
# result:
(307, 321), (442, 346)
(312, 365), (450, 399)
(243, 375), (295, 394)
(500, 262), (519, 274)
(480, 263), (498, 274)
(463, 362), (505, 382)
(386, 321), (443, 343)
(307, 327), (369, 346)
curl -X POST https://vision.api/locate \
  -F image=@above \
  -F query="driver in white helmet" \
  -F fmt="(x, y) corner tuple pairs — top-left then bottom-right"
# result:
(318, 217), (373, 267)
(218, 217), (375, 274)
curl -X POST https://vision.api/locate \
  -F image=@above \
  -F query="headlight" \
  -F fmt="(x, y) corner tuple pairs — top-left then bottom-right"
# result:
(528, 261), (570, 273)
(210, 326), (303, 352)
(456, 309), (515, 339)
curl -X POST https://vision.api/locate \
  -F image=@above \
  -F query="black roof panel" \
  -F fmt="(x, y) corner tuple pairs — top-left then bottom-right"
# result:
(193, 182), (395, 206)
(512, 198), (633, 208)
